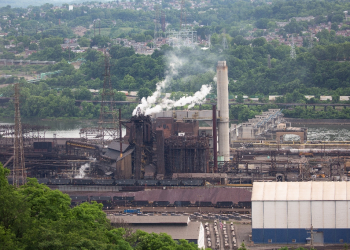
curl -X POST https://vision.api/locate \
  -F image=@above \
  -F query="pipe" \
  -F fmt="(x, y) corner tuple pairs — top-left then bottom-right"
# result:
(119, 108), (122, 158)
(212, 104), (217, 172)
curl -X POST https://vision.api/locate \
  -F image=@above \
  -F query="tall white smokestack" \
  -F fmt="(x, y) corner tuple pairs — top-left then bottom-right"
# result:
(217, 61), (230, 161)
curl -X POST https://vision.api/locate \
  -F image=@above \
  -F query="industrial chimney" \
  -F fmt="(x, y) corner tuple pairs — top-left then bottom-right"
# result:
(216, 61), (230, 161)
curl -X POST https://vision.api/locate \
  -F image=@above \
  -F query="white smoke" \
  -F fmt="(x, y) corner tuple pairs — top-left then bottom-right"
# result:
(132, 51), (213, 116)
(75, 163), (90, 178)
(75, 158), (96, 178)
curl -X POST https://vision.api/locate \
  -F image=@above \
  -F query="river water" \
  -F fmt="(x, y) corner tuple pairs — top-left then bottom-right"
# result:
(1, 118), (350, 141)
(0, 118), (126, 138)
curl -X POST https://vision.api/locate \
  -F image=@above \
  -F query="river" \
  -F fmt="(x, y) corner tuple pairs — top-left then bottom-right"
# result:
(1, 118), (350, 141)
(0, 118), (126, 138)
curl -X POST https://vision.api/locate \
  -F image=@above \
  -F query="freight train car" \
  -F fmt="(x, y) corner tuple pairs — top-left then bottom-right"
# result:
(174, 201), (191, 207)
(94, 179), (114, 185)
(159, 180), (180, 186)
(215, 201), (234, 208)
(138, 180), (158, 186)
(90, 196), (113, 209)
(153, 201), (170, 207)
(181, 179), (204, 186)
(72, 179), (93, 185)
(70, 196), (88, 206)
(115, 179), (136, 186)
(132, 200), (150, 207)
(195, 201), (213, 207)
(50, 178), (71, 185)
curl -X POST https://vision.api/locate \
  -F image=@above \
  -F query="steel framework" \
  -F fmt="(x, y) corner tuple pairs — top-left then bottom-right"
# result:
(13, 83), (25, 186)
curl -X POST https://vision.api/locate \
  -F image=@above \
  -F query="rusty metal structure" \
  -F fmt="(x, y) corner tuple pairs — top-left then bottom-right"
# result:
(164, 135), (209, 175)
(13, 83), (25, 186)
(125, 114), (153, 179)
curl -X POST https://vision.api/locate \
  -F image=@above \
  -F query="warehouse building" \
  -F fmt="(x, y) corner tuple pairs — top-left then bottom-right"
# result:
(108, 215), (205, 248)
(252, 182), (350, 244)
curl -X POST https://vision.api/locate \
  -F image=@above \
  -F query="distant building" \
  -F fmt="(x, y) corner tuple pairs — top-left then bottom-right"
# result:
(69, 5), (74, 11)
(340, 96), (350, 101)
(320, 96), (332, 101)
(304, 95), (315, 100)
(269, 95), (283, 101)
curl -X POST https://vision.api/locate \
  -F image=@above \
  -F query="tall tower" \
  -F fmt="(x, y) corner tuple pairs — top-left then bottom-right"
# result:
(98, 53), (119, 146)
(290, 35), (296, 59)
(161, 11), (166, 32)
(216, 61), (230, 161)
(222, 29), (228, 50)
(13, 83), (25, 186)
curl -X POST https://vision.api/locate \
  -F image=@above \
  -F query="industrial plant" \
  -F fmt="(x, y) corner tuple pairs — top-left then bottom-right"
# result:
(4, 60), (350, 248)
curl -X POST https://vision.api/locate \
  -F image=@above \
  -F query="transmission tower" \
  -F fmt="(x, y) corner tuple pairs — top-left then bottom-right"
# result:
(180, 0), (184, 30)
(290, 35), (296, 59)
(208, 34), (211, 49)
(13, 83), (25, 187)
(154, 5), (160, 48)
(222, 29), (228, 50)
(161, 11), (166, 32)
(98, 53), (119, 146)
(308, 33), (313, 49)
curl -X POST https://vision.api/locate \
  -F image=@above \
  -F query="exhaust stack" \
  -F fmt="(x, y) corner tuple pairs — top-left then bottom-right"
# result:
(216, 61), (230, 161)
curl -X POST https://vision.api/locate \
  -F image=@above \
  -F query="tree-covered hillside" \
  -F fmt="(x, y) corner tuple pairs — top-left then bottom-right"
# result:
(0, 164), (201, 249)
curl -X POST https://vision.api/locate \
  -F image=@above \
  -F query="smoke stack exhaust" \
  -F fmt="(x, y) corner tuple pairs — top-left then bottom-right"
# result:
(216, 61), (230, 161)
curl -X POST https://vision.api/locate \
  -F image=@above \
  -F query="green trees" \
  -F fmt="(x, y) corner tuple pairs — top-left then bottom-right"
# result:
(138, 87), (153, 100)
(0, 163), (202, 249)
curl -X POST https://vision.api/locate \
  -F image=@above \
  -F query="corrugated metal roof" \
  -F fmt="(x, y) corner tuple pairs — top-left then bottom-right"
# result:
(131, 222), (202, 240)
(252, 182), (350, 201)
(108, 141), (130, 152)
(107, 215), (190, 225)
(67, 187), (251, 204)
(104, 148), (134, 160)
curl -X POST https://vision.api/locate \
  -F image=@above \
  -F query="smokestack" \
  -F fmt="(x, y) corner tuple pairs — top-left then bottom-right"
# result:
(216, 61), (230, 161)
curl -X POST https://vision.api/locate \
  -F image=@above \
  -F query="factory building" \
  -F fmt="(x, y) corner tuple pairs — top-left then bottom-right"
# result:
(252, 182), (350, 244)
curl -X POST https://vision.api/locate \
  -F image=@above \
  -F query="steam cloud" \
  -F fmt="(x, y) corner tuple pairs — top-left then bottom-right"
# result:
(132, 51), (213, 116)
(75, 162), (90, 178)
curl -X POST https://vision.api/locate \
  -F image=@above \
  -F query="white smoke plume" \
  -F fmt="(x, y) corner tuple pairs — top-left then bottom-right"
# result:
(74, 158), (96, 178)
(132, 51), (213, 116)
(75, 162), (90, 178)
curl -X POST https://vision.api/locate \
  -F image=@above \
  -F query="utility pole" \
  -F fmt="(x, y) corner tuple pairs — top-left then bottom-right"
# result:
(94, 21), (95, 37)
(99, 20), (101, 36)
(222, 29), (228, 50)
(309, 33), (313, 49)
(13, 83), (25, 187)
(268, 54), (271, 68)
(180, 0), (184, 30)
(290, 35), (296, 59)
(307, 225), (316, 249)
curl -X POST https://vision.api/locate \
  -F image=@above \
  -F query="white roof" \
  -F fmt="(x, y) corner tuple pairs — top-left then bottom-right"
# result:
(252, 182), (350, 201)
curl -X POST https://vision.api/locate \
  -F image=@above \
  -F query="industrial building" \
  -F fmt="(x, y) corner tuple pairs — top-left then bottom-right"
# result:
(108, 215), (205, 248)
(252, 182), (350, 244)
